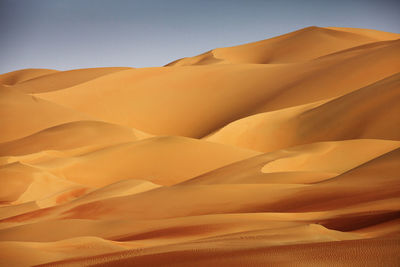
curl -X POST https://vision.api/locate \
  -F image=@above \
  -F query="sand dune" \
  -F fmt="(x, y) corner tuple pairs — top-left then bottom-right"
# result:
(166, 26), (400, 66)
(9, 67), (131, 93)
(0, 237), (130, 267)
(0, 120), (150, 157)
(186, 139), (400, 184)
(36, 38), (399, 137)
(1, 26), (399, 266)
(29, 136), (260, 187)
(0, 162), (84, 205)
(0, 88), (92, 142)
(206, 73), (400, 152)
(1, 140), (397, 226)
(24, 146), (397, 223)
(0, 68), (59, 86)
(41, 238), (398, 267)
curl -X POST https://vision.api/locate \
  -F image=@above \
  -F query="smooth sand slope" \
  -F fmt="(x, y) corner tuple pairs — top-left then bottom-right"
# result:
(27, 136), (260, 187)
(206, 73), (400, 152)
(3, 67), (131, 93)
(36, 37), (400, 137)
(0, 88), (92, 143)
(0, 120), (150, 157)
(0, 26), (399, 266)
(0, 69), (59, 86)
(166, 26), (400, 66)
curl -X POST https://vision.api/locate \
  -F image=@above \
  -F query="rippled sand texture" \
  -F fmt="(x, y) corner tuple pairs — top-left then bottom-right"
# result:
(0, 26), (399, 266)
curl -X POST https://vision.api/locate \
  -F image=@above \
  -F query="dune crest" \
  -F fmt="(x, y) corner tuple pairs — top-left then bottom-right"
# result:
(0, 69), (59, 86)
(1, 26), (399, 266)
(166, 26), (400, 66)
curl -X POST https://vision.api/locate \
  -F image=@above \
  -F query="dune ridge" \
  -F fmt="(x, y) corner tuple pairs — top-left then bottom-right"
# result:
(165, 26), (400, 66)
(0, 69), (59, 86)
(0, 26), (399, 266)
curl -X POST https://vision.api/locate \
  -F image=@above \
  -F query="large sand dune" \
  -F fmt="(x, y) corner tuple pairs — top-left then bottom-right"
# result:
(166, 26), (400, 66)
(0, 26), (399, 266)
(36, 37), (400, 137)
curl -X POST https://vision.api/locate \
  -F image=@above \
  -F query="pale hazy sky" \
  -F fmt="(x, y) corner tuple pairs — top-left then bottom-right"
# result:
(1, 0), (399, 73)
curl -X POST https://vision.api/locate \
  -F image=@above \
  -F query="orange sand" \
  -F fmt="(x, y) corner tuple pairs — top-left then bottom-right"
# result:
(0, 26), (399, 267)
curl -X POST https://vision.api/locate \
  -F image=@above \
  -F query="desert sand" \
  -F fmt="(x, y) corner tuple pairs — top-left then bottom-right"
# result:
(0, 26), (399, 266)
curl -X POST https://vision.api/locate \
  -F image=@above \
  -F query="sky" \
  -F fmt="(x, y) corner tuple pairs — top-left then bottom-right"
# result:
(0, 0), (399, 73)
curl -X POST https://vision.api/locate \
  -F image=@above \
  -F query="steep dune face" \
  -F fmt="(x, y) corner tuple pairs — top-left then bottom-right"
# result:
(1, 26), (399, 266)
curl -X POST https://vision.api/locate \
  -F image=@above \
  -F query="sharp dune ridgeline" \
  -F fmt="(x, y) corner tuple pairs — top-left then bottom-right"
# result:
(0, 26), (399, 266)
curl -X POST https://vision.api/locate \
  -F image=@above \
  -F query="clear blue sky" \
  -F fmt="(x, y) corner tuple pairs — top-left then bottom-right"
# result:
(1, 0), (399, 73)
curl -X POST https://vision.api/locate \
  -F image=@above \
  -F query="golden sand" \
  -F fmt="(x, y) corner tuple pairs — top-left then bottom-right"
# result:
(0, 26), (399, 266)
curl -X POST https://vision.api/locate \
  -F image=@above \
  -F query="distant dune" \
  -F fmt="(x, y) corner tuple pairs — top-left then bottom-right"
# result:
(0, 26), (399, 266)
(166, 27), (400, 66)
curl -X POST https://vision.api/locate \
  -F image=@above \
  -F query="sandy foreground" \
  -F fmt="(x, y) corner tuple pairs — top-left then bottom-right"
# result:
(0, 26), (399, 266)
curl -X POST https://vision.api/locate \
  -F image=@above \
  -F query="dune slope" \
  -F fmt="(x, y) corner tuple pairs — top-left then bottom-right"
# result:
(206, 73), (400, 152)
(166, 26), (400, 66)
(0, 68), (59, 86)
(0, 26), (399, 266)
(36, 38), (400, 137)
(10, 67), (131, 93)
(0, 88), (92, 143)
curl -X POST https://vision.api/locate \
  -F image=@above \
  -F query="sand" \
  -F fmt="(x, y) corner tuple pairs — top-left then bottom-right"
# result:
(0, 26), (399, 266)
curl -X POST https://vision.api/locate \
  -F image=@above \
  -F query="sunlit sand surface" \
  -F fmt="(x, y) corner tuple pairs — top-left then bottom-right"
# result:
(0, 26), (399, 266)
